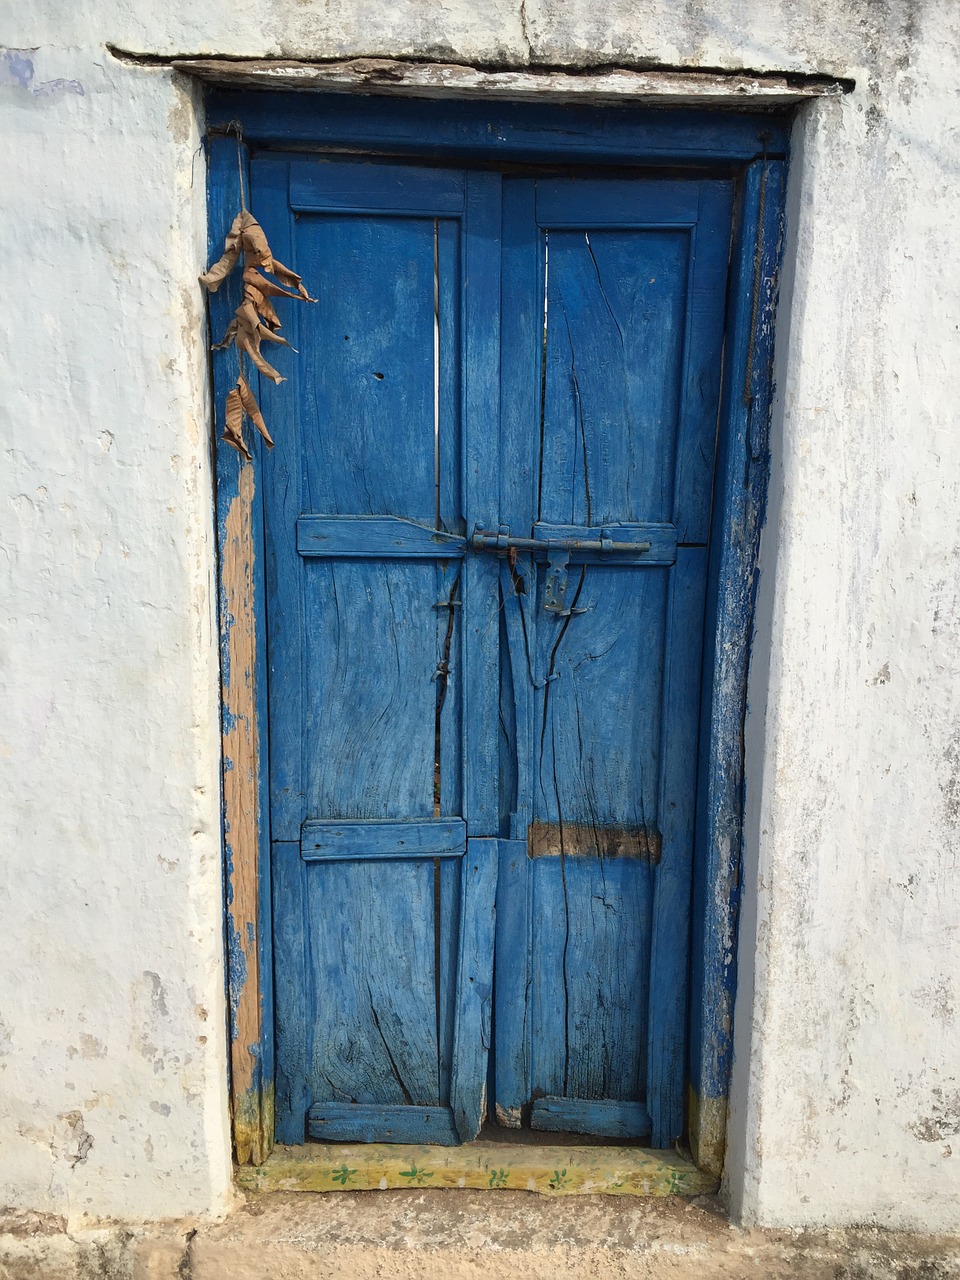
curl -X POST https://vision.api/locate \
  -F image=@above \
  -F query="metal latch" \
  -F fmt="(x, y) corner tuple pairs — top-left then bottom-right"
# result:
(471, 525), (651, 617)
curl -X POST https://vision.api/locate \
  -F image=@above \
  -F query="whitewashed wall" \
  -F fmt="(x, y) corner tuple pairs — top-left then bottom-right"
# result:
(0, 0), (957, 1231)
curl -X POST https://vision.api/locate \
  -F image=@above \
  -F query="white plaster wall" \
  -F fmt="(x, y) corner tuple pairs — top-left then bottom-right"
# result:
(1, 0), (958, 1232)
(0, 48), (233, 1221)
(729, 2), (960, 1232)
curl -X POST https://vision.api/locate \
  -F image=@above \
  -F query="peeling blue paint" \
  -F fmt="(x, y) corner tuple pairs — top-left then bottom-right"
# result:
(227, 914), (248, 1037)
(0, 48), (83, 97)
(0, 48), (35, 89)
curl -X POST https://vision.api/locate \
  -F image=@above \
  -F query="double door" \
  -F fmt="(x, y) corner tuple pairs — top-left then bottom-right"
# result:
(257, 153), (733, 1148)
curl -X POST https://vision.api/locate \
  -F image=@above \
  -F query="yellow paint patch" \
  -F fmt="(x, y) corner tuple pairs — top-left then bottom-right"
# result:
(236, 1142), (718, 1197)
(687, 1085), (727, 1178)
(234, 1084), (275, 1171)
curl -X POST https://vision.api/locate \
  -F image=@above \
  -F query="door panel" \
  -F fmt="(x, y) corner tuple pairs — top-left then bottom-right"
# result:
(260, 156), (497, 1145)
(540, 227), (690, 528)
(305, 856), (449, 1107)
(301, 559), (449, 820)
(494, 176), (732, 1146)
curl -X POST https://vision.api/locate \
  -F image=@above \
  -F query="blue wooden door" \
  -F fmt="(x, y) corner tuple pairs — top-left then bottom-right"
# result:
(254, 155), (733, 1148)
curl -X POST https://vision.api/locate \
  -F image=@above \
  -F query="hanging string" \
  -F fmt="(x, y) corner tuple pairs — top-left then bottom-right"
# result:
(224, 121), (247, 377)
(236, 136), (247, 213)
(224, 119), (247, 212)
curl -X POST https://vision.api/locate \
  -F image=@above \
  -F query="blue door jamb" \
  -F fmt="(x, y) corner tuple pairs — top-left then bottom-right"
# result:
(206, 93), (789, 1173)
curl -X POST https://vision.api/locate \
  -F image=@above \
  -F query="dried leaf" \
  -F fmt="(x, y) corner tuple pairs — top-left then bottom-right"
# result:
(237, 375), (274, 448)
(269, 258), (317, 302)
(239, 214), (274, 272)
(203, 207), (312, 455)
(242, 267), (303, 302)
(223, 386), (251, 460)
(199, 213), (246, 292)
(225, 211), (249, 252)
(253, 295), (282, 330)
(257, 326), (296, 350)
(236, 300), (263, 334)
(199, 244), (241, 292)
(212, 318), (238, 350)
(237, 329), (284, 384)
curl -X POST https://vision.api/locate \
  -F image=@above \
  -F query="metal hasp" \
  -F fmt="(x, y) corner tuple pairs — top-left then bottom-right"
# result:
(471, 524), (653, 617)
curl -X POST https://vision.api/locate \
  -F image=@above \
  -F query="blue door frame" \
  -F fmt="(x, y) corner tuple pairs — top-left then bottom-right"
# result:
(207, 91), (788, 1172)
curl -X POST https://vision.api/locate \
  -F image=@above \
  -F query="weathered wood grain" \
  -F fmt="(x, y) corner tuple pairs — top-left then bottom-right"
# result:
(308, 1103), (459, 1144)
(531, 1097), (652, 1138)
(301, 819), (467, 860)
(213, 135), (275, 1166)
(646, 547), (709, 1147)
(451, 839), (499, 1140)
(266, 160), (498, 1145)
(305, 858), (441, 1106)
(223, 112), (783, 1172)
(494, 175), (730, 1138)
(296, 516), (465, 558)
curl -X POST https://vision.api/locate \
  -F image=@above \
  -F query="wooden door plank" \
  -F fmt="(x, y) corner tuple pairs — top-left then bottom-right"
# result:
(450, 839), (498, 1140)
(647, 547), (710, 1147)
(273, 841), (311, 1144)
(296, 516), (465, 558)
(252, 152), (306, 844)
(535, 178), (701, 228)
(492, 837), (530, 1127)
(437, 218), (463, 534)
(308, 1102), (459, 1145)
(461, 171), (502, 834)
(210, 91), (791, 165)
(498, 178), (542, 532)
(531, 1097), (652, 1138)
(689, 155), (787, 1178)
(532, 565), (667, 834)
(301, 818), (467, 860)
(290, 158), (465, 215)
(672, 181), (735, 544)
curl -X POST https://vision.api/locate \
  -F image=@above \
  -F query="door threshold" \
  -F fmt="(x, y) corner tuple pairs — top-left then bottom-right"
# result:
(236, 1141), (718, 1197)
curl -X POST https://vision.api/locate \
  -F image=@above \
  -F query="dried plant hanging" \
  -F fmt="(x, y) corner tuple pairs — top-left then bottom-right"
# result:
(200, 135), (315, 460)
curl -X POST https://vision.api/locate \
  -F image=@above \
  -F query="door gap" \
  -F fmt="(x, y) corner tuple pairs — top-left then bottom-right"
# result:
(433, 568), (460, 1093)
(536, 230), (549, 523)
(434, 217), (442, 531)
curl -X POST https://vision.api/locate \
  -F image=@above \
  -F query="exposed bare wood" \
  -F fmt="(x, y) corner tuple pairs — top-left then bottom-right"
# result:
(527, 822), (662, 862)
(172, 56), (849, 105)
(222, 463), (271, 1166)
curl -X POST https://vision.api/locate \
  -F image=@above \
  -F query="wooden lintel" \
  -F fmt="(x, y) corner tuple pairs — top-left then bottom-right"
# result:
(173, 56), (851, 107)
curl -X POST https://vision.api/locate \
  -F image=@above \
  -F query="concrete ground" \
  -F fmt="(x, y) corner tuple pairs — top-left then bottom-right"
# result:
(3, 1192), (960, 1279)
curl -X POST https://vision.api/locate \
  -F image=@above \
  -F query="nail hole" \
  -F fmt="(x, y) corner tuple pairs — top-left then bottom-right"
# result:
(373, 371), (384, 380)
